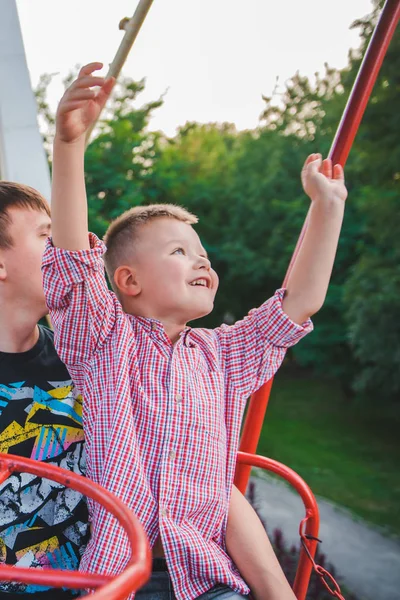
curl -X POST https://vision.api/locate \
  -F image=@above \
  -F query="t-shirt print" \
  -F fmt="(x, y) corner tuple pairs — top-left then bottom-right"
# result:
(0, 327), (89, 595)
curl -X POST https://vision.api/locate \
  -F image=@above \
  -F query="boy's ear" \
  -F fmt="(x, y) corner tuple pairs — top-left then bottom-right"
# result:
(113, 265), (141, 297)
(0, 253), (6, 281)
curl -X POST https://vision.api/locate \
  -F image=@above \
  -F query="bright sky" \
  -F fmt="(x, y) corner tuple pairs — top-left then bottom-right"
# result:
(16, 0), (373, 136)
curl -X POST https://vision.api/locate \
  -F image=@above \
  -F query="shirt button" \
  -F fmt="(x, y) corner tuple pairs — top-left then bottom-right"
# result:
(151, 323), (157, 331)
(168, 450), (176, 461)
(175, 393), (182, 403)
(160, 508), (169, 517)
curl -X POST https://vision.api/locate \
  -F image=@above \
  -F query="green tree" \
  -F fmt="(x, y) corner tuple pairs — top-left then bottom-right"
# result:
(341, 0), (400, 400)
(256, 0), (400, 397)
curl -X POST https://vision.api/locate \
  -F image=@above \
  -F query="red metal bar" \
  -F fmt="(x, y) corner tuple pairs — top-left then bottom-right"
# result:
(0, 453), (151, 599)
(329, 0), (400, 167)
(235, 380), (273, 494)
(235, 0), (400, 493)
(0, 468), (10, 485)
(237, 452), (320, 600)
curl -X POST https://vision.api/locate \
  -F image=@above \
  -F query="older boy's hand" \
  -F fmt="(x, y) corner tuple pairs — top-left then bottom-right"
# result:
(55, 62), (115, 144)
(301, 153), (347, 204)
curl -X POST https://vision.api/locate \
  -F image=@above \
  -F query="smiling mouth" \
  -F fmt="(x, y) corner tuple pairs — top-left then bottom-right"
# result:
(189, 278), (210, 288)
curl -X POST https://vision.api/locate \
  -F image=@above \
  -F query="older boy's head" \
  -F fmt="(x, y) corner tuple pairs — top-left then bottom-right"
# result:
(0, 182), (50, 248)
(0, 182), (51, 317)
(104, 204), (219, 325)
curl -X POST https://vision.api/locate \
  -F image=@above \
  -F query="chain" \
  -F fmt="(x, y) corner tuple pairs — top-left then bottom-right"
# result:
(299, 517), (346, 600)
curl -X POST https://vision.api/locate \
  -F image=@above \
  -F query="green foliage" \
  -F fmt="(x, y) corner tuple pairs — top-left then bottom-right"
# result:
(341, 1), (400, 398)
(344, 188), (400, 399)
(257, 1), (400, 395)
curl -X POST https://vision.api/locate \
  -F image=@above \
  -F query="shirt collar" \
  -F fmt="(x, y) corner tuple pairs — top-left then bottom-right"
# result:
(180, 327), (195, 347)
(134, 316), (164, 335)
(133, 316), (194, 347)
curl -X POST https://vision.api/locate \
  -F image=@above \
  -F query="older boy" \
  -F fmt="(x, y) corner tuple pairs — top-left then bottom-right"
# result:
(43, 64), (346, 599)
(0, 183), (89, 599)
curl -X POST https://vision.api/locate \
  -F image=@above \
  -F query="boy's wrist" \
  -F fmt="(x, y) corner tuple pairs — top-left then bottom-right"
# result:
(308, 196), (345, 225)
(54, 132), (86, 149)
(309, 193), (345, 209)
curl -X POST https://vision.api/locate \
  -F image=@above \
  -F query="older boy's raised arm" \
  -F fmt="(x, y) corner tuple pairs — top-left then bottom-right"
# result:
(282, 154), (347, 324)
(52, 63), (114, 250)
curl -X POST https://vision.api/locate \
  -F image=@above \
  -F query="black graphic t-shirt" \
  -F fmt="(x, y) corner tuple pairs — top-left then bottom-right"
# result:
(0, 326), (89, 597)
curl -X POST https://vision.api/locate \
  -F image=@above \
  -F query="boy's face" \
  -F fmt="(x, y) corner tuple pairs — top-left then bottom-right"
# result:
(132, 218), (219, 325)
(0, 207), (51, 319)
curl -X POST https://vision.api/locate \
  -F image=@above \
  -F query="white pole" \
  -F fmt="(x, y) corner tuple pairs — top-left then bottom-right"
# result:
(85, 0), (155, 146)
(0, 0), (51, 200)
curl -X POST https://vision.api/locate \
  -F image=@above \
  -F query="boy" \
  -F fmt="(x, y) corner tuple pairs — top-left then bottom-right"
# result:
(0, 182), (90, 599)
(43, 63), (347, 599)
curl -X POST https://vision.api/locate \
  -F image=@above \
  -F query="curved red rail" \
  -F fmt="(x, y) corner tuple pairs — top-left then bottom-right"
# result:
(0, 453), (151, 599)
(0, 451), (320, 599)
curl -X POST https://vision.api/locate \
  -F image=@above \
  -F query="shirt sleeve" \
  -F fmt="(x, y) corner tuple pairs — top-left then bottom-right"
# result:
(215, 288), (313, 398)
(42, 233), (119, 374)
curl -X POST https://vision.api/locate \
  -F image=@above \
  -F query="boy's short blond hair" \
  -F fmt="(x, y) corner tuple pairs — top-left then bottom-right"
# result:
(103, 204), (198, 288)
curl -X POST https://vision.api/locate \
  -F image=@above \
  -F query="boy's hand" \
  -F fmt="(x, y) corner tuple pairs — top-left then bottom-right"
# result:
(301, 153), (347, 204)
(56, 62), (115, 144)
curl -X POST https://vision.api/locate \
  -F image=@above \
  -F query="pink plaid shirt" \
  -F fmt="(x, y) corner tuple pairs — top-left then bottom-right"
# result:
(42, 233), (312, 599)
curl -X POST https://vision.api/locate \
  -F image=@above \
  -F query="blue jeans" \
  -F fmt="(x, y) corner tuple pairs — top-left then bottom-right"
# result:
(135, 559), (247, 599)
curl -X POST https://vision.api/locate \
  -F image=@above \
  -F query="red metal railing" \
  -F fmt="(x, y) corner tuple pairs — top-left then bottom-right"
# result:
(0, 451), (341, 599)
(0, 453), (151, 599)
(235, 0), (400, 492)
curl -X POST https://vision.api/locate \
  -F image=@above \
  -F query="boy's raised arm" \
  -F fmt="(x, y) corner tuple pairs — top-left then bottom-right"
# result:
(282, 154), (347, 325)
(52, 63), (114, 250)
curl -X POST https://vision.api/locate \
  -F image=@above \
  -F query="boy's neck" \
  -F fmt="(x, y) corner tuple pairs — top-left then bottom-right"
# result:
(146, 315), (187, 344)
(162, 321), (187, 345)
(0, 308), (41, 353)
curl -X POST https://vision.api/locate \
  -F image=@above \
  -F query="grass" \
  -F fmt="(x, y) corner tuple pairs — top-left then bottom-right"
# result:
(253, 368), (400, 536)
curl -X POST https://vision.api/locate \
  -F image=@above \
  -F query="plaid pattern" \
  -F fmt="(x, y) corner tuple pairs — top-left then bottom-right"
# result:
(42, 234), (312, 600)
